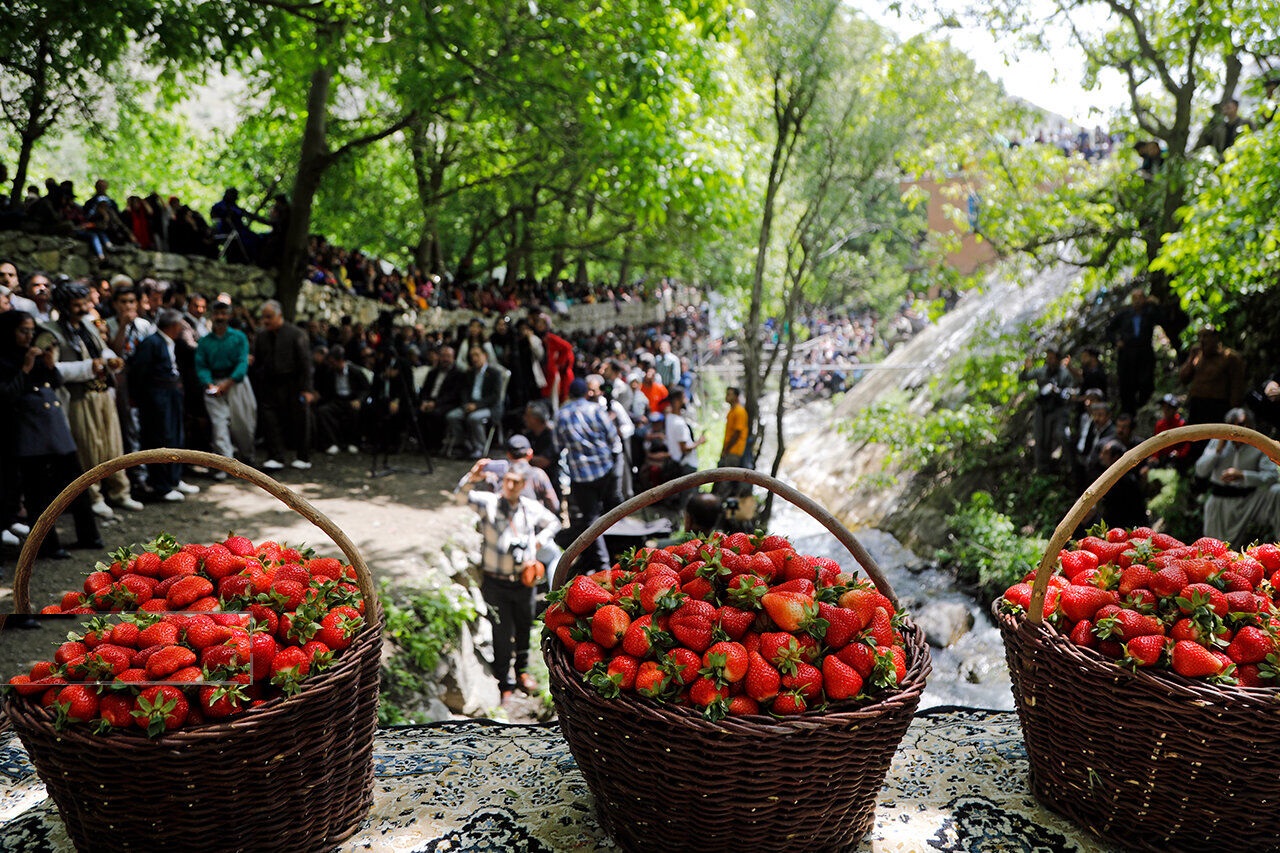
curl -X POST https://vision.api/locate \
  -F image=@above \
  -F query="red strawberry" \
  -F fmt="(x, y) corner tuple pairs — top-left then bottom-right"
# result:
(817, 603), (863, 649)
(590, 604), (631, 650)
(761, 590), (819, 634)
(98, 693), (136, 728)
(1172, 639), (1230, 678)
(1124, 634), (1169, 667)
(701, 641), (748, 684)
(822, 655), (863, 700)
(199, 681), (249, 719)
(1226, 626), (1276, 665)
(315, 608), (363, 651)
(132, 552), (163, 578)
(634, 660), (668, 698)
(55, 640), (87, 665)
(166, 575), (214, 610)
(770, 578), (816, 597)
(1193, 537), (1229, 558)
(224, 535), (256, 557)
(664, 647), (703, 686)
(270, 579), (308, 611)
(133, 685), (189, 735)
(1249, 543), (1280, 572)
(145, 645), (197, 680)
(758, 632), (803, 675)
(1096, 609), (1164, 641)
(138, 621), (180, 648)
(84, 571), (113, 595)
(757, 534), (792, 552)
(1177, 583), (1228, 617)
(1068, 619), (1097, 648)
(726, 695), (760, 716)
(715, 605), (756, 640)
(307, 557), (345, 581)
(669, 600), (716, 652)
(1105, 527), (1131, 543)
(744, 651), (781, 702)
(1002, 583), (1032, 611)
(572, 641), (605, 674)
(688, 676), (730, 710)
(639, 576), (683, 613)
(202, 546), (244, 581)
(1118, 566), (1153, 595)
(1059, 586), (1119, 623)
(52, 684), (99, 724)
(1060, 549), (1100, 581)
(1150, 565), (1189, 598)
(771, 690), (807, 715)
(249, 632), (278, 681)
(680, 576), (714, 602)
(159, 551), (199, 579)
(781, 661), (823, 700)
(722, 532), (753, 554)
(564, 576), (612, 616)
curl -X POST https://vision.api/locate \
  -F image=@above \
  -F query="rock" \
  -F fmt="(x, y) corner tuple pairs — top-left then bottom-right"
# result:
(422, 698), (453, 722)
(152, 252), (190, 272)
(440, 621), (499, 715)
(31, 249), (60, 272)
(63, 253), (90, 278)
(914, 601), (974, 649)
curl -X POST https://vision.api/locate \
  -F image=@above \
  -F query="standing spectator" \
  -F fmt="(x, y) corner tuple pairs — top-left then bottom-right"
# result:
(106, 282), (156, 496)
(1153, 394), (1193, 469)
(1195, 408), (1280, 544)
(184, 293), (210, 339)
(586, 373), (634, 499)
(456, 461), (560, 702)
(445, 346), (502, 458)
(639, 366), (668, 413)
(131, 310), (199, 502)
(455, 435), (560, 516)
(1179, 327), (1245, 429)
(1081, 402), (1117, 486)
(654, 337), (681, 389)
(0, 311), (101, 558)
(253, 299), (315, 470)
(1069, 346), (1108, 399)
(314, 348), (368, 455)
(11, 272), (52, 322)
(662, 388), (705, 481)
(43, 282), (143, 516)
(718, 386), (749, 469)
(534, 312), (574, 406)
(1108, 287), (1160, 415)
(195, 300), (257, 475)
(0, 260), (20, 302)
(1019, 347), (1074, 472)
(554, 378), (620, 575)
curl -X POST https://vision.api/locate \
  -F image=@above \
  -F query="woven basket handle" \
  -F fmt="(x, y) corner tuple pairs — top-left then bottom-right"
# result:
(1027, 423), (1280, 625)
(552, 466), (900, 607)
(13, 448), (374, 613)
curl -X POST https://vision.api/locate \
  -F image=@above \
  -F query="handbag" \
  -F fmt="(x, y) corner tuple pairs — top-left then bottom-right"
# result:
(520, 560), (546, 588)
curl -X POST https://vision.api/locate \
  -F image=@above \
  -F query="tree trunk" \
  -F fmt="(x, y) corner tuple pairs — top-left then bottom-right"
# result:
(616, 239), (632, 290)
(275, 39), (336, 321)
(9, 37), (49, 207)
(547, 247), (567, 284)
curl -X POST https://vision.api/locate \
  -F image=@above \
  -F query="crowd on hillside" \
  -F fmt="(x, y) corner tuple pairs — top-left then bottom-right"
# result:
(0, 168), (648, 313)
(1019, 286), (1280, 544)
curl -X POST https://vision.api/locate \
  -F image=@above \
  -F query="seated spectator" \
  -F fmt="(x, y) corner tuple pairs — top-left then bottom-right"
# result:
(1194, 408), (1280, 545)
(1095, 438), (1149, 530)
(315, 348), (369, 455)
(211, 188), (263, 262)
(417, 345), (464, 452)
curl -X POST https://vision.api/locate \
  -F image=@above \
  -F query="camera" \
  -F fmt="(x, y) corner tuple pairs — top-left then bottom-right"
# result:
(507, 543), (528, 564)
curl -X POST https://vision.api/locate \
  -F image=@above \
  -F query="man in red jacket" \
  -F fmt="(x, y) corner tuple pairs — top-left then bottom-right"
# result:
(533, 311), (574, 405)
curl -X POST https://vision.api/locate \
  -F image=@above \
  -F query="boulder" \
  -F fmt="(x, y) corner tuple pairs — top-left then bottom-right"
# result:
(439, 620), (500, 715)
(913, 600), (975, 649)
(62, 253), (90, 278)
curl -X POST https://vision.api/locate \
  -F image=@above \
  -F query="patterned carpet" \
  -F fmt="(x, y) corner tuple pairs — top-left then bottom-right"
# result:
(0, 708), (1119, 852)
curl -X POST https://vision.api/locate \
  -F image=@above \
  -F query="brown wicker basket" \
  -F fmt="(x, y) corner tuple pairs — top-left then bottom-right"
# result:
(995, 423), (1280, 853)
(2, 449), (382, 853)
(546, 467), (931, 853)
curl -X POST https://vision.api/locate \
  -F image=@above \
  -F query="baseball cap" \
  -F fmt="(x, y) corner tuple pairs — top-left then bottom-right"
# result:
(505, 434), (532, 454)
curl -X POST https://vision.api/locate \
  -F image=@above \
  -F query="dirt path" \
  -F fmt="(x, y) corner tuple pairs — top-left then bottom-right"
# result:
(0, 451), (478, 619)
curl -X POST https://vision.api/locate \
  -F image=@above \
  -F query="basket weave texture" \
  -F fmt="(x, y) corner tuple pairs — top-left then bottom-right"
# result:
(1, 449), (381, 853)
(996, 424), (1280, 853)
(547, 467), (931, 853)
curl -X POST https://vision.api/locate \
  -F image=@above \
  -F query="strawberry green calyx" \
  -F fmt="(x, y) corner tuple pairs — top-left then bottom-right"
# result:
(144, 533), (183, 560)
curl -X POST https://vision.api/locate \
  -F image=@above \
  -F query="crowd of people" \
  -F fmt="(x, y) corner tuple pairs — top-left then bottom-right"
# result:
(1019, 285), (1280, 543)
(0, 167), (653, 315)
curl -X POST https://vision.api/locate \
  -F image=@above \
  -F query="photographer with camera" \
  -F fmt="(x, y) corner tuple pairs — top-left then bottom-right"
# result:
(1019, 347), (1074, 473)
(456, 461), (561, 703)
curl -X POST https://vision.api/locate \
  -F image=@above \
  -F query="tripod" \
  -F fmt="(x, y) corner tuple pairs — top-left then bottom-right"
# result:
(368, 358), (434, 478)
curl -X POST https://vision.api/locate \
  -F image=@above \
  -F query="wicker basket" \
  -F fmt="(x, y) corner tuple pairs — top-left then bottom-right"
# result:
(2, 449), (382, 853)
(996, 423), (1280, 853)
(546, 467), (931, 853)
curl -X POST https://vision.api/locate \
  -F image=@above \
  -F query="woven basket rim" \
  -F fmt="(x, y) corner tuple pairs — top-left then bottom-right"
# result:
(3, 608), (383, 746)
(993, 600), (1280, 705)
(547, 618), (932, 734)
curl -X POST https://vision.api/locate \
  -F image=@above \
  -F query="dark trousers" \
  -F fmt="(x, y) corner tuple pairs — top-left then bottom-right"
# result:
(316, 399), (362, 449)
(115, 373), (148, 492)
(139, 388), (184, 493)
(482, 574), (535, 694)
(261, 379), (311, 462)
(566, 470), (620, 574)
(1187, 396), (1232, 461)
(1116, 350), (1154, 415)
(0, 452), (22, 527)
(19, 453), (98, 553)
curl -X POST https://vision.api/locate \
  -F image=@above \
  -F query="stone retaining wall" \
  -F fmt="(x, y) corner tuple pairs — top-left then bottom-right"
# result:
(0, 231), (666, 332)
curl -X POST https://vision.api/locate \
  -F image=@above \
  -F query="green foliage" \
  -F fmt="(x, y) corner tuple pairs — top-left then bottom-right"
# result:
(937, 490), (1047, 603)
(377, 580), (477, 726)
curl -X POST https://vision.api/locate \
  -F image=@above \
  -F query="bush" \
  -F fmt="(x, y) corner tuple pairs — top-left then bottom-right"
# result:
(937, 491), (1047, 604)
(377, 580), (477, 725)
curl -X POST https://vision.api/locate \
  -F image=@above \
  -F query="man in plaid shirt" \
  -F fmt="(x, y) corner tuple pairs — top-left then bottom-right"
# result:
(555, 377), (620, 574)
(457, 461), (560, 701)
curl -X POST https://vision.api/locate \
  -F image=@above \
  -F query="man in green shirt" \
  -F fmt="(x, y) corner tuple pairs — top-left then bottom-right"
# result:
(195, 300), (256, 476)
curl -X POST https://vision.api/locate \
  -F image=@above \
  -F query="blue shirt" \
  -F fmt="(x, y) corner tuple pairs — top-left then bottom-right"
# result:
(554, 397), (618, 482)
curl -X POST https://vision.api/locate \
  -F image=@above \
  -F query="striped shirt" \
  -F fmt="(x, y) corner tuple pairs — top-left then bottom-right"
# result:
(554, 397), (619, 482)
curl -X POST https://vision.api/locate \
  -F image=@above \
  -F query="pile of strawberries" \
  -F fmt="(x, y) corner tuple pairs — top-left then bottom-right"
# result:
(544, 531), (912, 720)
(6, 533), (366, 735)
(1001, 526), (1280, 684)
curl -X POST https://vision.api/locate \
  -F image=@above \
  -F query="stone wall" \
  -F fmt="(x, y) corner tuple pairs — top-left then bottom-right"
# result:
(0, 231), (666, 333)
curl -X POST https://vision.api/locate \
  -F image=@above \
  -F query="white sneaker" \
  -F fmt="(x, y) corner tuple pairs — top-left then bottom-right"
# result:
(262, 459), (285, 471)
(1, 530), (19, 547)
(325, 445), (340, 456)
(290, 459), (313, 470)
(213, 471), (228, 482)
(115, 497), (145, 512)
(90, 500), (115, 520)
(347, 445), (360, 455)
(175, 481), (200, 495)
(162, 490), (185, 502)
(9, 522), (29, 537)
